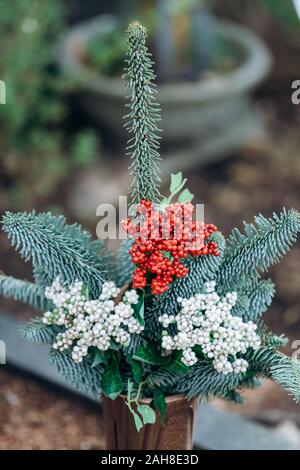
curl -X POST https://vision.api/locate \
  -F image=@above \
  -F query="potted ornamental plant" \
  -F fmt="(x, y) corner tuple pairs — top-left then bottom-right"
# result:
(57, 1), (271, 164)
(1, 21), (300, 450)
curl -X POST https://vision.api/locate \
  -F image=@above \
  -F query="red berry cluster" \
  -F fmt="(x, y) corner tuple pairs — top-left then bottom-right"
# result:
(122, 200), (219, 295)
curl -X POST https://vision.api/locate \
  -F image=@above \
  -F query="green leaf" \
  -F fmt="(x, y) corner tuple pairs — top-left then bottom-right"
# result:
(133, 345), (171, 366)
(92, 349), (110, 368)
(128, 357), (144, 383)
(132, 410), (144, 432)
(101, 359), (123, 400)
(163, 251), (172, 260)
(109, 341), (121, 351)
(170, 172), (183, 193)
(178, 188), (194, 203)
(153, 389), (167, 423)
(137, 404), (156, 425)
(166, 351), (189, 373)
(133, 291), (145, 326)
(193, 345), (205, 358)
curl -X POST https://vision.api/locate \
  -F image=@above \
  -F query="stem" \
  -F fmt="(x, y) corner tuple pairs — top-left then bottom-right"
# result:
(135, 380), (146, 401)
(126, 379), (147, 411)
(167, 178), (187, 203)
(126, 400), (134, 412)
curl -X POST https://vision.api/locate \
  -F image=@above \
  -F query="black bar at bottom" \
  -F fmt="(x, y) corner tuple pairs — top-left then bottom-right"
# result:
(0, 449), (298, 465)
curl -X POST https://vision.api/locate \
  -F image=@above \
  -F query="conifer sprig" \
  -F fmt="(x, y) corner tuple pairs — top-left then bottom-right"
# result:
(2, 211), (108, 297)
(123, 21), (161, 204)
(218, 209), (300, 289)
(0, 275), (48, 310)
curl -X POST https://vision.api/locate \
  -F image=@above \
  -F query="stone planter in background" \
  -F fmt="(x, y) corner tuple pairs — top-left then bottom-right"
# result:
(58, 14), (272, 169)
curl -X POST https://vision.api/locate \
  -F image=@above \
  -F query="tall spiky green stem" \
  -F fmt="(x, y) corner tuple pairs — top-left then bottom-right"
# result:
(123, 21), (161, 204)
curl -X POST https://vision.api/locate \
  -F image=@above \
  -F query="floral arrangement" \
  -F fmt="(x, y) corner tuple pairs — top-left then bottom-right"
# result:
(1, 21), (300, 431)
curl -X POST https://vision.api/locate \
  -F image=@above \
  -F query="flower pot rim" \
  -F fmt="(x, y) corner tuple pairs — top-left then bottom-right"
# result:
(103, 393), (196, 404)
(57, 13), (272, 104)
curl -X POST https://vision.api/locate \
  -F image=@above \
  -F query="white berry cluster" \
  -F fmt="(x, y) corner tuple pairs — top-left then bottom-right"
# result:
(159, 281), (261, 374)
(43, 278), (143, 363)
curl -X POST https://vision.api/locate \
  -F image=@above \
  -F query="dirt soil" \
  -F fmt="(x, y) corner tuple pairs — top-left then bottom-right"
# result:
(0, 368), (105, 450)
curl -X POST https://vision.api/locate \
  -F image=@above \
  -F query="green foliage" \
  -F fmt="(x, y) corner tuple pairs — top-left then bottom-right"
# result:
(2, 211), (109, 297)
(271, 356), (300, 403)
(146, 368), (182, 394)
(172, 339), (298, 402)
(256, 321), (288, 350)
(3, 202), (300, 405)
(136, 403), (156, 425)
(242, 278), (275, 322)
(176, 357), (242, 399)
(160, 172), (194, 209)
(133, 345), (171, 366)
(127, 357), (144, 384)
(101, 356), (123, 400)
(123, 21), (161, 204)
(0, 0), (97, 208)
(138, 347), (186, 372)
(218, 209), (300, 289)
(88, 25), (126, 76)
(222, 390), (244, 404)
(125, 334), (147, 356)
(0, 275), (48, 310)
(50, 349), (104, 398)
(264, 334), (288, 348)
(126, 379), (156, 431)
(230, 291), (250, 318)
(153, 388), (167, 422)
(91, 349), (111, 368)
(246, 347), (300, 402)
(19, 317), (62, 344)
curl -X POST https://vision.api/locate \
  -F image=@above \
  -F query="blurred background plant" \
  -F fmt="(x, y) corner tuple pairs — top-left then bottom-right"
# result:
(87, 0), (238, 82)
(59, 0), (271, 183)
(0, 0), (99, 210)
(87, 0), (300, 85)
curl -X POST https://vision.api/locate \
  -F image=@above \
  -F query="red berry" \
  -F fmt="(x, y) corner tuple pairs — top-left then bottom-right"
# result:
(122, 200), (219, 294)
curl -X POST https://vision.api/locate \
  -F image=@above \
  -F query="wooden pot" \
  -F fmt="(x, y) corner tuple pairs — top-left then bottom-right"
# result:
(102, 394), (198, 450)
